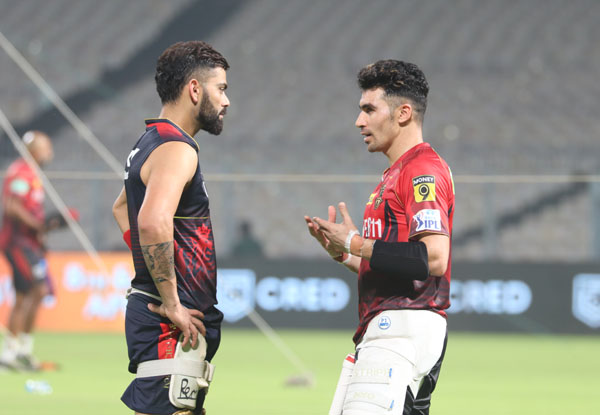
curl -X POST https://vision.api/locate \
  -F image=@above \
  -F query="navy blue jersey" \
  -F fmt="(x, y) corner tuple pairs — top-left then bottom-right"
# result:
(124, 119), (222, 328)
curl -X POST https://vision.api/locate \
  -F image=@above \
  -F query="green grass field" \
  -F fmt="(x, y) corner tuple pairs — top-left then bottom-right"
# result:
(1, 330), (599, 414)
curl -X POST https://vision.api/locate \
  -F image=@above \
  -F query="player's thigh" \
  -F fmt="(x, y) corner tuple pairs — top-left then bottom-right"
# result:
(4, 247), (44, 294)
(404, 331), (448, 415)
(346, 310), (446, 415)
(123, 295), (176, 412)
(409, 311), (446, 391)
(122, 294), (219, 415)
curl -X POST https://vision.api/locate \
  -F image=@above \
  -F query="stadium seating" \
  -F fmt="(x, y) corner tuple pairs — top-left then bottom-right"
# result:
(0, 0), (598, 260)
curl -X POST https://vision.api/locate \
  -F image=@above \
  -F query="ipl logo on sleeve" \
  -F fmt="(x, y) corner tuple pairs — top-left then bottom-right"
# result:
(412, 175), (436, 202)
(413, 209), (442, 232)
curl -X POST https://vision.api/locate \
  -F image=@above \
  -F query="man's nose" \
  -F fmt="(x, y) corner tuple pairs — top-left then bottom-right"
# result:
(355, 113), (365, 128)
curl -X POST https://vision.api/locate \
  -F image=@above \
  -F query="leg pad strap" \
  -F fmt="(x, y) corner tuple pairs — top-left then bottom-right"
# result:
(135, 335), (214, 410)
(136, 359), (213, 381)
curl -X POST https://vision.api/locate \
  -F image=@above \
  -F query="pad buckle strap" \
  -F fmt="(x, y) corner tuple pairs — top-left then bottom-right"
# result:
(344, 389), (395, 410)
(136, 359), (209, 379)
(353, 367), (392, 384)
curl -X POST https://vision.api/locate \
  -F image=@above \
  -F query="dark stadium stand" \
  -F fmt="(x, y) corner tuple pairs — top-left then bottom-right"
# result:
(0, 0), (598, 260)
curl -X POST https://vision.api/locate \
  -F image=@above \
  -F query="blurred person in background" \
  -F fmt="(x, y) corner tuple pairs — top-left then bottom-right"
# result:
(306, 60), (454, 414)
(112, 40), (230, 415)
(0, 131), (54, 372)
(231, 220), (264, 258)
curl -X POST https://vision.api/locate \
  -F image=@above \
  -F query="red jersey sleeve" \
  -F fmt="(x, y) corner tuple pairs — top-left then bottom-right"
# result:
(2, 161), (44, 218)
(4, 170), (32, 202)
(395, 155), (453, 240)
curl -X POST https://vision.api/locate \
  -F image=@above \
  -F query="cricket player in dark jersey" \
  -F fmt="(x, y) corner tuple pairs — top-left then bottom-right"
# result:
(0, 131), (54, 372)
(112, 41), (229, 415)
(306, 60), (454, 415)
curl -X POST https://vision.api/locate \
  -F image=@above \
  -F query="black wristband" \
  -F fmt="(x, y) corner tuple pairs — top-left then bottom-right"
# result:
(369, 240), (429, 281)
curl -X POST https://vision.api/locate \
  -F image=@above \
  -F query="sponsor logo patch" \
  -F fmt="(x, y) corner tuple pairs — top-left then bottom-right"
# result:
(366, 192), (376, 206)
(412, 175), (436, 202)
(413, 209), (442, 232)
(378, 315), (391, 330)
(9, 179), (30, 196)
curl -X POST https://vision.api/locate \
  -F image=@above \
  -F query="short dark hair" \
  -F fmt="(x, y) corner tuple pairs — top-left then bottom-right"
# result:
(155, 40), (229, 104)
(357, 60), (429, 123)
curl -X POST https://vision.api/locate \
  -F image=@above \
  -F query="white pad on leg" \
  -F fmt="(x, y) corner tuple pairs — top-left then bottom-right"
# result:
(329, 354), (355, 415)
(168, 334), (214, 410)
(135, 334), (215, 411)
(342, 346), (413, 415)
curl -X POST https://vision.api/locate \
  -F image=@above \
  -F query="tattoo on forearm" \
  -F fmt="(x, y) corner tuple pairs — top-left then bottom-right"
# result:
(140, 241), (175, 284)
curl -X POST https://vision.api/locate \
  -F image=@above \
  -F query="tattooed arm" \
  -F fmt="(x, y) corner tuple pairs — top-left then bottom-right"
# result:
(137, 141), (204, 347)
(140, 241), (175, 284)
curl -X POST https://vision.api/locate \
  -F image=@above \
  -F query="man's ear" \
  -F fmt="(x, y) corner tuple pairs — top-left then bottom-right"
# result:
(395, 102), (413, 125)
(188, 78), (202, 105)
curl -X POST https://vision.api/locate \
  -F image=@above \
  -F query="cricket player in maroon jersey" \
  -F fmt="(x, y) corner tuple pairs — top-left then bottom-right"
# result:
(306, 60), (454, 415)
(112, 41), (229, 415)
(0, 131), (54, 371)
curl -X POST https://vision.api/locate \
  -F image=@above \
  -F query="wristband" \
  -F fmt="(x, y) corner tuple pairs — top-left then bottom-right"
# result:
(123, 229), (132, 250)
(345, 230), (359, 253)
(342, 254), (353, 265)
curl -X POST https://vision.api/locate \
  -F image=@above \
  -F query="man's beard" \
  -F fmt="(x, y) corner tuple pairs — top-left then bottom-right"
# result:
(196, 92), (224, 135)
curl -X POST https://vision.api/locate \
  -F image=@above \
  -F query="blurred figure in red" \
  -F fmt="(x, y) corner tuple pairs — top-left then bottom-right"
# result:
(0, 131), (54, 371)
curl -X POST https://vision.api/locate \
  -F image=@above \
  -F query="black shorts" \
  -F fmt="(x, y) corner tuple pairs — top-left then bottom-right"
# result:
(3, 245), (49, 294)
(121, 293), (221, 415)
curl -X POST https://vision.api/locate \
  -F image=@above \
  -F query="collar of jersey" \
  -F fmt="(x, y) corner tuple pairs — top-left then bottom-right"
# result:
(383, 142), (430, 177)
(144, 118), (200, 150)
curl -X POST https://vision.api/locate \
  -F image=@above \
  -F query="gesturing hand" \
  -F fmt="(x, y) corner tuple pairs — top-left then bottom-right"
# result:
(148, 302), (206, 348)
(304, 205), (344, 259)
(311, 202), (359, 253)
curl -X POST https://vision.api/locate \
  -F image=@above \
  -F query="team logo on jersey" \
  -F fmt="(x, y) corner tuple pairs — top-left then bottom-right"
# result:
(572, 273), (600, 328)
(412, 175), (436, 202)
(413, 209), (442, 232)
(216, 269), (256, 323)
(374, 185), (386, 209)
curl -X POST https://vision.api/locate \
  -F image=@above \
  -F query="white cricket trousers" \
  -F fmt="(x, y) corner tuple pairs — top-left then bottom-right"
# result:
(343, 309), (447, 415)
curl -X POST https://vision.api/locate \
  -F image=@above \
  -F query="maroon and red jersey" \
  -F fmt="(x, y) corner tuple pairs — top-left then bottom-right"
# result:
(0, 159), (45, 252)
(124, 119), (222, 327)
(354, 142), (455, 344)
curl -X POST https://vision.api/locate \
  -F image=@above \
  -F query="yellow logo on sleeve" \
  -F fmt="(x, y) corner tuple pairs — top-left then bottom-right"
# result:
(412, 175), (436, 202)
(366, 193), (376, 205)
